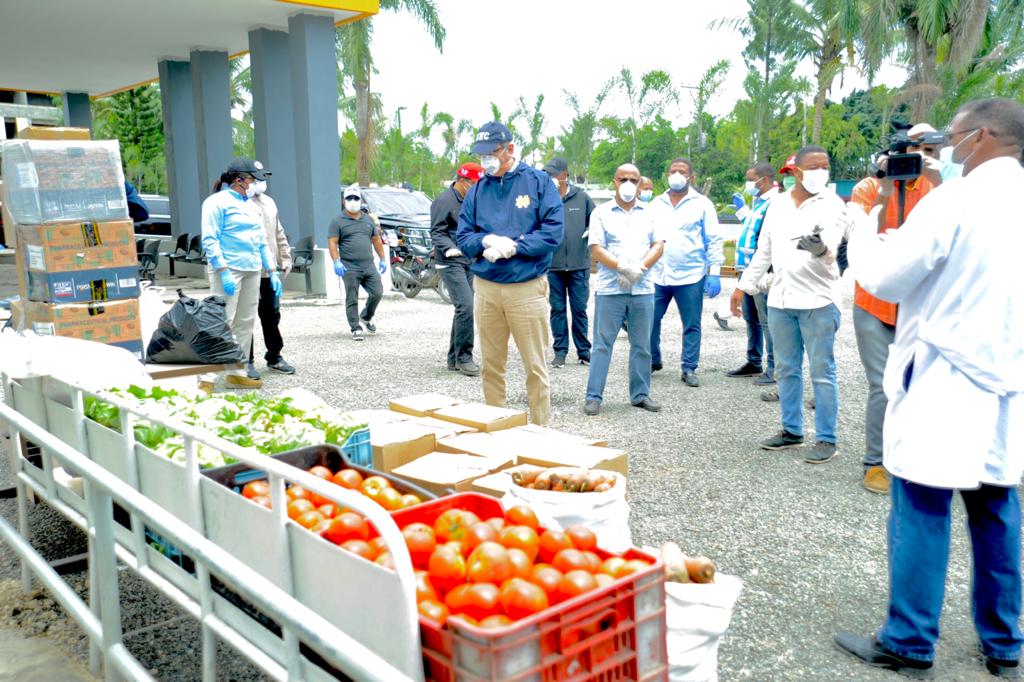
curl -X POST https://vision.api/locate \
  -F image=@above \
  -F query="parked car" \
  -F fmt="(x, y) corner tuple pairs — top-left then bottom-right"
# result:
(134, 193), (172, 236)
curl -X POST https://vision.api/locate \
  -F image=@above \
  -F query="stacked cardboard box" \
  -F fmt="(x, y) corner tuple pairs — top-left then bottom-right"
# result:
(1, 130), (140, 358)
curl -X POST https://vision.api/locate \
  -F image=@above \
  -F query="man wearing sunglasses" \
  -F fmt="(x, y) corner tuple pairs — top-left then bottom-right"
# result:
(328, 184), (387, 341)
(836, 97), (1024, 679)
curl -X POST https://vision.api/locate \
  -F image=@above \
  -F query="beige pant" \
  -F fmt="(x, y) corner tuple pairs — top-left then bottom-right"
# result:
(475, 276), (551, 425)
(207, 269), (261, 378)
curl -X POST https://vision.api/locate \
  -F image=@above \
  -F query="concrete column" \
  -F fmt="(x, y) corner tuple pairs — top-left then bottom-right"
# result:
(61, 92), (92, 131)
(158, 60), (201, 238)
(190, 49), (234, 201)
(249, 27), (301, 244)
(289, 12), (340, 246)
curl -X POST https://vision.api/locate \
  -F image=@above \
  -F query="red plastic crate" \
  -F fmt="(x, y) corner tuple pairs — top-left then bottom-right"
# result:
(391, 493), (668, 682)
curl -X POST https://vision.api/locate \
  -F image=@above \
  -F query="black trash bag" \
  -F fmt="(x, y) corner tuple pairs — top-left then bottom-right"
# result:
(146, 291), (245, 364)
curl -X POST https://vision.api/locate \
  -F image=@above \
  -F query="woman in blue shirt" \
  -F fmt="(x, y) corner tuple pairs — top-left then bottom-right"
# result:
(199, 158), (282, 391)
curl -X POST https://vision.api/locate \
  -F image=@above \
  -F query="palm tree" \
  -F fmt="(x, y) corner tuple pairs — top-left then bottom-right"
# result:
(558, 82), (612, 182)
(615, 68), (678, 163)
(687, 60), (731, 167)
(515, 95), (547, 166)
(336, 0), (445, 185)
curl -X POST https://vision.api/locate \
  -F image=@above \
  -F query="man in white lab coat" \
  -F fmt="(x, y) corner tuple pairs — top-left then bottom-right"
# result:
(835, 98), (1024, 679)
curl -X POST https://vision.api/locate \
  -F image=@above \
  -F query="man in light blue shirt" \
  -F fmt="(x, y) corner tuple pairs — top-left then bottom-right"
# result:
(649, 159), (724, 387)
(584, 164), (665, 416)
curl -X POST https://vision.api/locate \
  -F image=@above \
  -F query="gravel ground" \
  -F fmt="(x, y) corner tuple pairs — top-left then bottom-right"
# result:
(0, 270), (1000, 681)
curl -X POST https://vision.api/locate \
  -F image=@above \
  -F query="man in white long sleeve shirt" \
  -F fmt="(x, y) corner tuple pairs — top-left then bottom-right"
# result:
(734, 145), (846, 464)
(835, 98), (1024, 679)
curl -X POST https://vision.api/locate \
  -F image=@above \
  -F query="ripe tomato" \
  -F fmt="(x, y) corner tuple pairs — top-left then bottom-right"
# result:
(369, 536), (389, 557)
(467, 542), (513, 584)
(462, 522), (499, 553)
(376, 487), (405, 511)
(565, 524), (597, 552)
(427, 545), (467, 593)
(552, 548), (590, 574)
(332, 468), (363, 489)
(402, 522), (437, 567)
(375, 551), (395, 570)
(417, 599), (449, 624)
(400, 493), (422, 508)
(442, 540), (466, 557)
(499, 577), (549, 619)
(323, 512), (370, 545)
(287, 498), (315, 520)
(249, 495), (272, 510)
(307, 465), (333, 480)
(507, 548), (533, 579)
(294, 510), (326, 529)
(486, 517), (507, 532)
(312, 518), (332, 535)
(504, 505), (539, 530)
(478, 614), (514, 629)
(537, 529), (574, 564)
(499, 526), (540, 562)
(445, 583), (500, 621)
(360, 475), (392, 499)
(594, 573), (615, 589)
(529, 564), (563, 597)
(307, 487), (333, 508)
(434, 509), (478, 543)
(241, 480), (270, 499)
(317, 503), (339, 519)
(556, 570), (598, 602)
(599, 557), (628, 578)
(617, 559), (651, 577)
(340, 539), (376, 561)
(415, 570), (440, 603)
(286, 484), (311, 501)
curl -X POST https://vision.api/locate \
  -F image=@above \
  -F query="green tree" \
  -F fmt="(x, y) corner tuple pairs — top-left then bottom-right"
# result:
(558, 81), (612, 182)
(336, 0), (445, 185)
(614, 68), (678, 164)
(515, 94), (547, 166)
(685, 60), (731, 170)
(92, 85), (167, 193)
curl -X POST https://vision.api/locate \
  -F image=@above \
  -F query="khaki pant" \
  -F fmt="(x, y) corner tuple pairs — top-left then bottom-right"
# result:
(203, 269), (261, 381)
(475, 276), (551, 425)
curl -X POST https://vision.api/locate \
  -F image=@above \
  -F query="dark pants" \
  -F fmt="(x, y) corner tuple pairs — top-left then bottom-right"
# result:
(651, 278), (705, 372)
(548, 269), (591, 361)
(248, 276), (284, 364)
(879, 477), (1023, 662)
(342, 266), (383, 332)
(741, 292), (764, 368)
(440, 262), (475, 366)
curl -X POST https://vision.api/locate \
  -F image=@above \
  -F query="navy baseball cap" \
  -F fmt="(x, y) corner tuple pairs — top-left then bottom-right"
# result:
(471, 122), (513, 154)
(227, 157), (271, 180)
(543, 157), (568, 175)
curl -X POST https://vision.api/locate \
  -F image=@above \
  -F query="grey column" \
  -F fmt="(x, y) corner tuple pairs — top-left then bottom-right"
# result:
(289, 12), (340, 244)
(250, 27), (301, 243)
(158, 60), (201, 238)
(61, 92), (92, 131)
(190, 49), (234, 201)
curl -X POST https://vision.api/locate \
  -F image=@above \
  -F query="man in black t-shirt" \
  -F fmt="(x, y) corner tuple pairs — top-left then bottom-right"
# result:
(328, 185), (388, 341)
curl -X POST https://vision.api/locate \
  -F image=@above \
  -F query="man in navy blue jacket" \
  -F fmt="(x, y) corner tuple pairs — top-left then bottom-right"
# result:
(456, 122), (564, 425)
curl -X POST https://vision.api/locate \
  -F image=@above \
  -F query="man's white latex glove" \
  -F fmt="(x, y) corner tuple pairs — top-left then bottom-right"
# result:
(617, 261), (645, 284)
(483, 234), (517, 258)
(482, 247), (502, 263)
(444, 248), (462, 258)
(617, 273), (632, 291)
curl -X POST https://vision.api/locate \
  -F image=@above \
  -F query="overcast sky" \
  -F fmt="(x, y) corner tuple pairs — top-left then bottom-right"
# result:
(364, 0), (908, 154)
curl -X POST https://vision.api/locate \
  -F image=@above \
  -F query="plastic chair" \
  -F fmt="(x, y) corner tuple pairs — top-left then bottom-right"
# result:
(184, 235), (206, 266)
(161, 233), (189, 277)
(290, 235), (315, 294)
(137, 239), (161, 282)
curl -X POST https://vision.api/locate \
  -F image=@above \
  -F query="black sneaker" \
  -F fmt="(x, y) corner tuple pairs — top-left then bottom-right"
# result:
(805, 441), (838, 464)
(551, 355), (566, 368)
(583, 399), (601, 416)
(760, 430), (804, 450)
(267, 357), (296, 374)
(681, 371), (700, 387)
(632, 398), (661, 413)
(834, 632), (934, 679)
(351, 328), (364, 341)
(579, 358), (590, 367)
(651, 362), (663, 372)
(760, 389), (779, 402)
(245, 362), (261, 380)
(754, 371), (776, 385)
(362, 319), (376, 334)
(986, 655), (1021, 678)
(726, 362), (762, 377)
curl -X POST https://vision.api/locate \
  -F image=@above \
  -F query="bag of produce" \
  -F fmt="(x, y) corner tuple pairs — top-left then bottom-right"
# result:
(146, 291), (245, 364)
(665, 573), (743, 681)
(501, 468), (632, 552)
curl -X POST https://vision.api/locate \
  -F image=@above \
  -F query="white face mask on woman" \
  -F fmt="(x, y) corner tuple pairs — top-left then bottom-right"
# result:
(252, 180), (268, 196)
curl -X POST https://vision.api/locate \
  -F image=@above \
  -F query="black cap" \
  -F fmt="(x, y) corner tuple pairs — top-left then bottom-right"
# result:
(543, 157), (568, 175)
(471, 122), (513, 154)
(226, 157), (271, 181)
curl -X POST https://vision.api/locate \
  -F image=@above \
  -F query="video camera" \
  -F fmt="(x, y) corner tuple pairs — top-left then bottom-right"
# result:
(873, 128), (948, 181)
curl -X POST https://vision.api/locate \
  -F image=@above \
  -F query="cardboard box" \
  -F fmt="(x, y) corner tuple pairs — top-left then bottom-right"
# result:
(504, 424), (609, 448)
(347, 409), (410, 430)
(22, 298), (143, 359)
(470, 464), (541, 498)
(391, 452), (513, 497)
(1, 139), (128, 224)
(17, 220), (135, 271)
(431, 403), (528, 433)
(370, 422), (437, 472)
(435, 432), (522, 461)
(388, 393), (465, 418)
(19, 127), (91, 141)
(405, 416), (477, 440)
(23, 266), (141, 303)
(516, 444), (628, 477)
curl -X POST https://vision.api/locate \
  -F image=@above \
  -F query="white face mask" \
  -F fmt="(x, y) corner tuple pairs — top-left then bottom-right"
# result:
(344, 198), (361, 213)
(744, 180), (759, 197)
(550, 176), (560, 190)
(618, 181), (638, 203)
(244, 183), (257, 199)
(639, 189), (653, 202)
(480, 154), (502, 175)
(668, 172), (688, 192)
(252, 180), (268, 196)
(938, 129), (979, 182)
(799, 168), (830, 195)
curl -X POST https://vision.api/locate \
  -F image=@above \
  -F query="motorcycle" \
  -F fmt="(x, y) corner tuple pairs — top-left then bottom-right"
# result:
(383, 226), (451, 304)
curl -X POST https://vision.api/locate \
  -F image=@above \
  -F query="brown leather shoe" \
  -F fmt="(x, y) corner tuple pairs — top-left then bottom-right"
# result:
(863, 466), (890, 494)
(226, 374), (263, 389)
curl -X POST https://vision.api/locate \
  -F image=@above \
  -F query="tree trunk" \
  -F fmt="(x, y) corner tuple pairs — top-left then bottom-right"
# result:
(355, 74), (371, 186)
(811, 55), (832, 144)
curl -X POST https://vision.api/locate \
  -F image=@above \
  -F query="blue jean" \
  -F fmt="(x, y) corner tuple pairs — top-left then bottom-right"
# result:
(751, 292), (774, 375)
(741, 292), (764, 368)
(548, 269), (591, 361)
(880, 477), (1023, 662)
(585, 294), (654, 404)
(767, 304), (840, 443)
(651, 279), (704, 372)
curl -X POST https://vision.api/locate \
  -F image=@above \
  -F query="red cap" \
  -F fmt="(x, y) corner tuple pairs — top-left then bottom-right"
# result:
(458, 162), (485, 181)
(778, 154), (797, 174)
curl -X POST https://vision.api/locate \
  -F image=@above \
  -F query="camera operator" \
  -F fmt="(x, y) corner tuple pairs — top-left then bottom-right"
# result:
(849, 123), (943, 495)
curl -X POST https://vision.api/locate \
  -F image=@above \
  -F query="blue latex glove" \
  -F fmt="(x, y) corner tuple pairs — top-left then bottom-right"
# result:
(730, 193), (745, 211)
(333, 259), (346, 276)
(269, 272), (282, 299)
(704, 275), (721, 298)
(219, 270), (236, 296)
(378, 259), (387, 275)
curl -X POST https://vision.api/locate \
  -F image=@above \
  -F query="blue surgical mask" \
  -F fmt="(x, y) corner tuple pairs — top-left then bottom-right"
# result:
(938, 129), (979, 182)
(744, 181), (760, 198)
(639, 189), (653, 202)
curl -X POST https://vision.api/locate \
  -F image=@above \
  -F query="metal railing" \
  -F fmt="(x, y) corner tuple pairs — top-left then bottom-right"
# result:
(0, 376), (422, 681)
